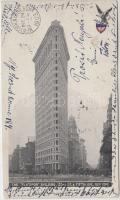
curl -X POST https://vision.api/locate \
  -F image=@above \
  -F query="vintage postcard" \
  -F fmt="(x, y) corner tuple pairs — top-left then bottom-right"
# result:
(1, 0), (119, 198)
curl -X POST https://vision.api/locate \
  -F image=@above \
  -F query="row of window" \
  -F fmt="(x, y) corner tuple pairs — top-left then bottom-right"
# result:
(36, 111), (58, 129)
(38, 41), (52, 68)
(36, 79), (59, 98)
(36, 75), (67, 98)
(36, 110), (59, 127)
(36, 110), (66, 125)
(36, 90), (60, 104)
(36, 131), (59, 142)
(36, 129), (67, 140)
(36, 87), (59, 107)
(36, 125), (59, 135)
(36, 104), (59, 119)
(36, 147), (59, 157)
(36, 136), (67, 152)
(37, 34), (58, 71)
(36, 140), (59, 150)
(36, 56), (58, 82)
(36, 118), (67, 134)
(36, 154), (59, 162)
(36, 109), (58, 128)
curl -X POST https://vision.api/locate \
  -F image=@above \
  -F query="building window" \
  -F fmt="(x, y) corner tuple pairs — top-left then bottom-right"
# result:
(55, 73), (57, 77)
(56, 133), (58, 137)
(56, 80), (58, 84)
(56, 52), (57, 57)
(55, 35), (57, 41)
(55, 60), (57, 64)
(56, 147), (58, 151)
(56, 93), (58, 97)
(56, 113), (58, 117)
(56, 126), (58, 129)
(56, 86), (58, 91)
(50, 40), (52, 49)
(56, 100), (58, 104)
(56, 120), (58, 124)
(56, 140), (58, 145)
(46, 47), (47, 56)
(56, 107), (58, 111)
(48, 43), (50, 52)
(55, 44), (57, 49)
(56, 155), (58, 160)
(56, 163), (58, 170)
(55, 66), (58, 70)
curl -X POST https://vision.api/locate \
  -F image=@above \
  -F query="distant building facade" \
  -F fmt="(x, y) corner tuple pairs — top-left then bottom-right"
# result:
(99, 95), (112, 175)
(68, 116), (87, 173)
(79, 139), (87, 169)
(33, 20), (70, 174)
(9, 155), (13, 172)
(9, 140), (35, 174)
(9, 145), (20, 173)
(20, 140), (35, 174)
(68, 116), (80, 173)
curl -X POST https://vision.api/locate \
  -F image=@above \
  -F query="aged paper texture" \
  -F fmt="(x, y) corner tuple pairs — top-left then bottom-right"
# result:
(1, 0), (119, 198)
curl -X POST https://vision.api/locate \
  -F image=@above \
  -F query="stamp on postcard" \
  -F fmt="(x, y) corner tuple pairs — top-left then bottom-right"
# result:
(11, 4), (41, 34)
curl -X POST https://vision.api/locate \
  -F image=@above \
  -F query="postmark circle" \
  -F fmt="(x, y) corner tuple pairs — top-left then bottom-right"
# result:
(11, 4), (41, 34)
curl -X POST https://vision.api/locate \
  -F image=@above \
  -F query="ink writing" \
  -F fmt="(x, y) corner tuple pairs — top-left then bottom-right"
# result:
(70, 10), (92, 82)
(4, 58), (19, 129)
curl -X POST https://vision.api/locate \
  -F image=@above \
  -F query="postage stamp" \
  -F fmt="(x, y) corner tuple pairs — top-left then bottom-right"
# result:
(11, 4), (41, 34)
(1, 0), (119, 199)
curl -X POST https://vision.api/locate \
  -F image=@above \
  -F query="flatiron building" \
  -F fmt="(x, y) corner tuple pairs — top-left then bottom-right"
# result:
(33, 20), (70, 174)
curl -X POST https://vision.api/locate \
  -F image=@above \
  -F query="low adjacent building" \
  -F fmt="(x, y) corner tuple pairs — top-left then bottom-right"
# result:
(9, 139), (35, 174)
(24, 139), (35, 174)
(9, 145), (20, 173)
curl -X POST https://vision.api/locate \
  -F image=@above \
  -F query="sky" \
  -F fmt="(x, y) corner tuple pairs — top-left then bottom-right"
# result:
(2, 0), (115, 168)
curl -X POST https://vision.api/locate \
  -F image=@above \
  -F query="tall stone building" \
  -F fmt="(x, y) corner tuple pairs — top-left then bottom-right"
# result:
(68, 116), (80, 173)
(68, 116), (87, 173)
(79, 138), (87, 169)
(33, 20), (70, 174)
(99, 94), (112, 175)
